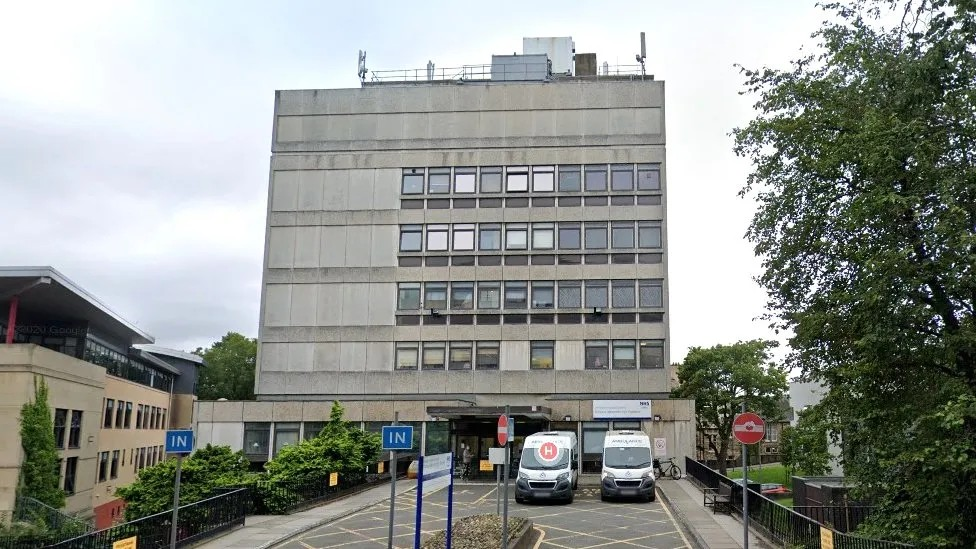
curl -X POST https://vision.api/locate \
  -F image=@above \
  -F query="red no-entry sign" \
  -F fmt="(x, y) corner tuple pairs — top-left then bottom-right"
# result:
(498, 414), (509, 445)
(733, 412), (765, 445)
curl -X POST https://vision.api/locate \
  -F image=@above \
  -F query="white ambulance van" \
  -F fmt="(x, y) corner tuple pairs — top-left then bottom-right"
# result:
(600, 430), (656, 502)
(515, 431), (579, 503)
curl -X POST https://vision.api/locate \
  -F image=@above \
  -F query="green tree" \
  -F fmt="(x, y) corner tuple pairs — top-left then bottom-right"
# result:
(733, 1), (976, 545)
(780, 404), (832, 477)
(18, 377), (65, 508)
(672, 340), (788, 475)
(116, 444), (249, 520)
(194, 332), (256, 400)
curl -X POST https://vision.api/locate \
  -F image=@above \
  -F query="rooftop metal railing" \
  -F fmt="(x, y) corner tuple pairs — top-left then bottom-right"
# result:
(365, 63), (648, 84)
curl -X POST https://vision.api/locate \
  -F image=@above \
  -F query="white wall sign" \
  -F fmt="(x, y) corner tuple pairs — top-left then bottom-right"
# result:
(654, 437), (667, 457)
(593, 400), (652, 419)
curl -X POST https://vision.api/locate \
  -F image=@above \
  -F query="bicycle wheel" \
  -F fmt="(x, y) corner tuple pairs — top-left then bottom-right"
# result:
(670, 465), (682, 480)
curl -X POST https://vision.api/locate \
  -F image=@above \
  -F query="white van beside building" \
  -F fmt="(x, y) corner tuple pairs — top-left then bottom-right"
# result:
(515, 431), (579, 503)
(600, 430), (656, 502)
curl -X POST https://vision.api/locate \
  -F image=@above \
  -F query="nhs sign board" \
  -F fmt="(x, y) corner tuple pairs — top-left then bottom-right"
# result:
(382, 425), (414, 450)
(165, 430), (194, 454)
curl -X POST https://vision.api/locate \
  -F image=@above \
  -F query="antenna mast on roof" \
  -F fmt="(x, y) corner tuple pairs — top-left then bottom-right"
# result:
(358, 50), (368, 84)
(635, 32), (646, 79)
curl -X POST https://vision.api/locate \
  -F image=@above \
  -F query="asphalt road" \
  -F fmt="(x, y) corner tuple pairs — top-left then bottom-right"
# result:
(275, 482), (691, 549)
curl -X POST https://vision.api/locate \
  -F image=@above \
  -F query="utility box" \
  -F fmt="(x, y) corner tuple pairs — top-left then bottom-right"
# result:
(575, 53), (597, 76)
(523, 36), (575, 76)
(491, 54), (550, 81)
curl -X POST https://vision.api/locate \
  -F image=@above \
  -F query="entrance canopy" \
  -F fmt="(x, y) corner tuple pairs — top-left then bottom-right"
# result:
(427, 405), (551, 421)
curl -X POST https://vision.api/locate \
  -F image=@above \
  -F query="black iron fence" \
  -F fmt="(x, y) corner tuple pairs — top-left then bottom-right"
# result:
(0, 495), (93, 548)
(244, 471), (382, 514)
(684, 457), (913, 549)
(48, 488), (248, 549)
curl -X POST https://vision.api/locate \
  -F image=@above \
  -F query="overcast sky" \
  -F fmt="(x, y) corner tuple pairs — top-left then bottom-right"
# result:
(1, 0), (826, 360)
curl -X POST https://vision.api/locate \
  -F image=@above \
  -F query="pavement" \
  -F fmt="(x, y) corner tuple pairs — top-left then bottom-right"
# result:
(197, 475), (771, 549)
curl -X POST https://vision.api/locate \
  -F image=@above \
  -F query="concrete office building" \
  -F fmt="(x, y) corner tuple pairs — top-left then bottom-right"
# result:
(195, 38), (694, 472)
(0, 267), (202, 526)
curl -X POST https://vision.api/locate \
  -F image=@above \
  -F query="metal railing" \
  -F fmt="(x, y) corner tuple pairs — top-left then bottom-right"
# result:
(793, 505), (874, 534)
(684, 457), (912, 549)
(0, 496), (93, 548)
(245, 472), (381, 515)
(366, 63), (646, 84)
(49, 488), (248, 548)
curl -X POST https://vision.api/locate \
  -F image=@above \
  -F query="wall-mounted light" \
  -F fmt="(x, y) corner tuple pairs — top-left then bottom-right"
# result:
(563, 415), (572, 422)
(592, 307), (603, 315)
(429, 308), (441, 317)
(653, 415), (662, 422)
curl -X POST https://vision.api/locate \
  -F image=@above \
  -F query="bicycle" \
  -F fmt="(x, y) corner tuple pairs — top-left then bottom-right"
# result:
(655, 457), (682, 480)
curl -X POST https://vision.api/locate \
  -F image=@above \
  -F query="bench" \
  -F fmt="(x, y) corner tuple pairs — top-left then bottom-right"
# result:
(703, 481), (733, 514)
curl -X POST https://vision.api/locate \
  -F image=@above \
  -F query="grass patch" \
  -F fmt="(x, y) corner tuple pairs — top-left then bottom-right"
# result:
(726, 464), (790, 485)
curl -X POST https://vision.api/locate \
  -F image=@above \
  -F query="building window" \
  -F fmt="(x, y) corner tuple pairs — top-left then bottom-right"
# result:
(103, 399), (115, 428)
(504, 282), (528, 309)
(613, 341), (637, 369)
(611, 164), (634, 191)
(585, 280), (609, 308)
(138, 448), (145, 470)
(640, 340), (665, 368)
(136, 405), (144, 429)
(303, 422), (326, 441)
(532, 224), (554, 250)
(611, 222), (635, 249)
(400, 225), (423, 252)
(149, 407), (156, 430)
(111, 450), (120, 479)
(505, 224), (528, 250)
(398, 283), (421, 310)
(114, 401), (124, 429)
(476, 342), (500, 370)
(584, 223), (608, 249)
(426, 225), (449, 251)
(638, 221), (662, 248)
(428, 168), (451, 194)
(451, 282), (474, 310)
(54, 409), (67, 449)
(558, 281), (582, 308)
(454, 167), (476, 193)
(637, 164), (661, 190)
(449, 342), (473, 370)
(402, 168), (424, 194)
(479, 224), (501, 250)
(532, 166), (555, 192)
(530, 341), (554, 370)
(98, 451), (109, 482)
(453, 224), (475, 251)
(478, 282), (501, 309)
(532, 282), (555, 309)
(639, 280), (664, 308)
(161, 409), (167, 430)
(244, 423), (271, 458)
(585, 341), (609, 369)
(558, 165), (581, 191)
(274, 423), (301, 457)
(612, 280), (636, 308)
(422, 343), (445, 370)
(480, 167), (503, 193)
(506, 166), (528, 192)
(584, 165), (607, 191)
(558, 223), (581, 249)
(395, 343), (419, 370)
(423, 282), (447, 310)
(68, 411), (82, 448)
(64, 457), (78, 494)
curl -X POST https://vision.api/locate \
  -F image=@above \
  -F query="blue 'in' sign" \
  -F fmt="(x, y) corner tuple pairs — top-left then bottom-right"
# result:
(165, 429), (194, 454)
(382, 425), (414, 450)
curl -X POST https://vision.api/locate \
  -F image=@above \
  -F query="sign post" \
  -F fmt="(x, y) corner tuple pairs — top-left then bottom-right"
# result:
(164, 429), (194, 549)
(414, 452), (453, 549)
(501, 405), (511, 549)
(383, 412), (413, 549)
(489, 447), (506, 515)
(733, 407), (765, 549)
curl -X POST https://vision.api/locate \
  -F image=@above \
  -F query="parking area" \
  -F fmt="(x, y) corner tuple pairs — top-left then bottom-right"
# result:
(275, 482), (691, 549)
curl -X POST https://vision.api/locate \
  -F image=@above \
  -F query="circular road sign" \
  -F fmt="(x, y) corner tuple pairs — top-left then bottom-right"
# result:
(498, 414), (509, 445)
(536, 441), (560, 463)
(733, 412), (766, 445)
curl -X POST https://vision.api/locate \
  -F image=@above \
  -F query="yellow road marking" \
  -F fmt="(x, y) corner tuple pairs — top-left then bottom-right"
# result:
(532, 526), (547, 549)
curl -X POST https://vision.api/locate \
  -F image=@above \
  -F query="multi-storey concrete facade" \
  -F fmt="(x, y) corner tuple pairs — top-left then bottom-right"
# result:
(196, 47), (693, 471)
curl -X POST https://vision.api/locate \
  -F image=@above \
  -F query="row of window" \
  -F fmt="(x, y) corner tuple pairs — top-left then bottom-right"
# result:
(400, 221), (663, 253)
(97, 446), (167, 483)
(397, 252), (663, 268)
(393, 339), (665, 371)
(398, 279), (664, 311)
(53, 409), (84, 450)
(102, 399), (167, 430)
(84, 338), (175, 392)
(395, 311), (664, 326)
(401, 164), (662, 195)
(402, 194), (663, 210)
